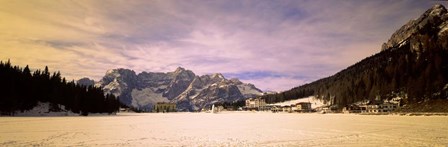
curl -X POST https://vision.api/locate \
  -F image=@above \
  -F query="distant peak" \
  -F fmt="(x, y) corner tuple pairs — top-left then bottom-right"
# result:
(230, 78), (241, 83)
(431, 4), (446, 11)
(428, 4), (447, 16)
(174, 67), (186, 73)
(113, 68), (132, 72)
(106, 69), (122, 75)
(211, 73), (225, 79)
(78, 77), (92, 80)
(105, 68), (136, 76)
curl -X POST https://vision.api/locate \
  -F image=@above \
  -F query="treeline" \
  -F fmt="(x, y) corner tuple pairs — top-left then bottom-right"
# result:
(263, 25), (448, 107)
(0, 60), (120, 115)
(214, 100), (245, 110)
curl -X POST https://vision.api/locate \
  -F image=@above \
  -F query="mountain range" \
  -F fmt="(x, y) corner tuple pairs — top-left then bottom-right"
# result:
(80, 67), (262, 111)
(262, 4), (448, 111)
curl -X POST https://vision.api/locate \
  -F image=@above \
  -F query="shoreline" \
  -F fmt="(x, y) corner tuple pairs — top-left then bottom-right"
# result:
(3, 111), (448, 117)
(359, 112), (448, 116)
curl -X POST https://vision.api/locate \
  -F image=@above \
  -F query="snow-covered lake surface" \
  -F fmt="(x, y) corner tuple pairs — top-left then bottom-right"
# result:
(1, 112), (447, 146)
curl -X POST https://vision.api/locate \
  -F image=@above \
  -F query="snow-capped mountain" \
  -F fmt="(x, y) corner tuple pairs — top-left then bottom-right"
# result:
(93, 67), (263, 111)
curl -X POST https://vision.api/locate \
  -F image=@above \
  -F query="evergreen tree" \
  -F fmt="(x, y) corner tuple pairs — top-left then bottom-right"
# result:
(0, 61), (120, 115)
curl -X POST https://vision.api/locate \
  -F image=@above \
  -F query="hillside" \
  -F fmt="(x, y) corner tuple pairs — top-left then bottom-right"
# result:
(262, 4), (448, 110)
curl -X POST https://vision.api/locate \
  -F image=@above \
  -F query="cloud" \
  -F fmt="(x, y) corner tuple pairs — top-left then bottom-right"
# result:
(1, 0), (446, 91)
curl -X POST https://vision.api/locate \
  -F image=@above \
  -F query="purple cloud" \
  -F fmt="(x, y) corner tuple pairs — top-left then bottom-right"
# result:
(0, 0), (446, 91)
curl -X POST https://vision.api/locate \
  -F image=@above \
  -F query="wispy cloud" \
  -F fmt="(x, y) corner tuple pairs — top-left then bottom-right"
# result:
(0, 0), (446, 91)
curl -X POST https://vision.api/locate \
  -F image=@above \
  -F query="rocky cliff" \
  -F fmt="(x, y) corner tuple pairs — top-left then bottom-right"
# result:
(382, 4), (448, 51)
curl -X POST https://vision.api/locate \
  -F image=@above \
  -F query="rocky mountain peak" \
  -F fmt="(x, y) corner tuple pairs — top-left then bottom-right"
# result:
(229, 78), (243, 84)
(211, 73), (225, 79)
(96, 67), (263, 111)
(429, 4), (447, 16)
(381, 4), (448, 51)
(174, 67), (186, 73)
(103, 69), (137, 81)
(106, 68), (132, 74)
(170, 67), (195, 79)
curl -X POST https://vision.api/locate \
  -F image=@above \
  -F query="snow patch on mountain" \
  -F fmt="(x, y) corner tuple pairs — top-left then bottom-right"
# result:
(13, 102), (78, 116)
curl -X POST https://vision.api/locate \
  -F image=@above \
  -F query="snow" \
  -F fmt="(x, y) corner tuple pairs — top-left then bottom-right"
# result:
(398, 40), (408, 48)
(211, 73), (224, 79)
(13, 102), (78, 116)
(270, 96), (326, 109)
(102, 79), (123, 96)
(186, 90), (202, 100)
(1, 112), (447, 146)
(439, 23), (448, 35)
(105, 69), (117, 75)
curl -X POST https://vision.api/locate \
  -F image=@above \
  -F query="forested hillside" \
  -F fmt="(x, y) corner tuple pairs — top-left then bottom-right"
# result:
(0, 60), (120, 115)
(263, 4), (448, 108)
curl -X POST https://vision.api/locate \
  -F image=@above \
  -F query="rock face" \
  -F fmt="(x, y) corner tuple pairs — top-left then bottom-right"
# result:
(94, 67), (263, 111)
(95, 68), (138, 105)
(382, 4), (448, 51)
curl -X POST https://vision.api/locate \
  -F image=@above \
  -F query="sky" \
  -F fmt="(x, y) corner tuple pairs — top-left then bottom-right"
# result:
(0, 0), (446, 92)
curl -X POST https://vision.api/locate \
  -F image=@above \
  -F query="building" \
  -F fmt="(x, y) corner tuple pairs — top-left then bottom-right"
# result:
(153, 102), (176, 113)
(295, 102), (312, 112)
(271, 106), (280, 113)
(362, 104), (381, 113)
(210, 104), (225, 113)
(245, 98), (266, 111)
(216, 105), (225, 112)
(267, 102), (313, 113)
(263, 101), (313, 113)
(342, 105), (361, 113)
(291, 102), (312, 112)
(359, 102), (399, 113)
(291, 104), (298, 112)
(381, 102), (398, 112)
(119, 108), (131, 112)
(282, 105), (292, 112)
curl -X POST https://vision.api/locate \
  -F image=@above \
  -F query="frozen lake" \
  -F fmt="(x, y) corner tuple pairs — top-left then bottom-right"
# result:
(1, 112), (447, 146)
